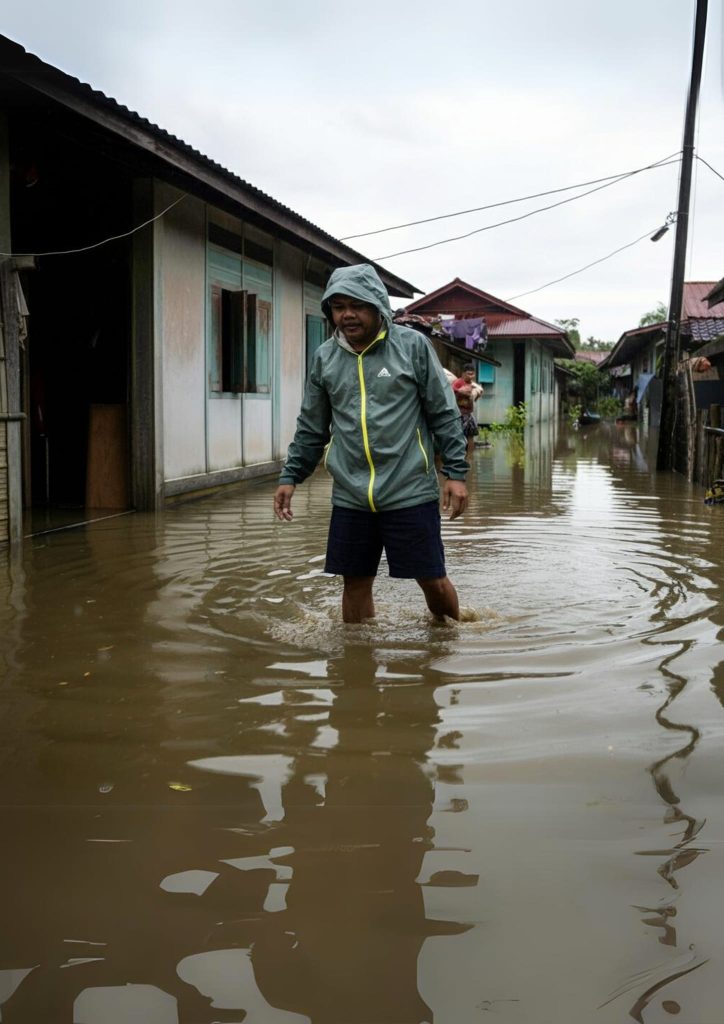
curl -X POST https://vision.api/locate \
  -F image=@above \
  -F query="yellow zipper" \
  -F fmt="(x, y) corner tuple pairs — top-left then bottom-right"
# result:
(416, 428), (430, 473)
(323, 435), (334, 468)
(357, 328), (386, 512)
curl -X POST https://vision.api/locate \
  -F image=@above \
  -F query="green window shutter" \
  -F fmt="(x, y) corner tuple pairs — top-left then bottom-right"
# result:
(255, 298), (272, 394)
(244, 292), (256, 392)
(478, 362), (495, 385)
(209, 285), (223, 393)
(306, 315), (326, 376)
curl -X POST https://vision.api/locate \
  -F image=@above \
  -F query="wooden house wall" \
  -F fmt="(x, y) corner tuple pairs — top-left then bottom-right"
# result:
(0, 420), (7, 542)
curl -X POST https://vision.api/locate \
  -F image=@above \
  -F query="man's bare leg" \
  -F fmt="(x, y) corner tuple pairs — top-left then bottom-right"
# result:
(417, 576), (460, 621)
(342, 576), (376, 623)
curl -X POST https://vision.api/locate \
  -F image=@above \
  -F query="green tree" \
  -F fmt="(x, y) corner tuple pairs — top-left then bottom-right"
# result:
(639, 302), (667, 326)
(555, 317), (581, 349)
(582, 336), (614, 350)
(556, 359), (611, 408)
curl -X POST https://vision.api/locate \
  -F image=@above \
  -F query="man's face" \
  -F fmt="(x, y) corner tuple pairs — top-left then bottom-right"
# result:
(328, 294), (381, 347)
(463, 369), (475, 383)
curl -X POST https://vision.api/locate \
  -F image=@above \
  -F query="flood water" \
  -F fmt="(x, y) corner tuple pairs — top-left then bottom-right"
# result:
(1, 419), (724, 1024)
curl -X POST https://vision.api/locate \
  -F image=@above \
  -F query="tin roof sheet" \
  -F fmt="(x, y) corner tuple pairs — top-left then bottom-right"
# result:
(0, 35), (418, 297)
(683, 282), (724, 319)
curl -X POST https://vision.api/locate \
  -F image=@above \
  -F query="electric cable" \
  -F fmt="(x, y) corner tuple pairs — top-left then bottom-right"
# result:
(0, 193), (189, 259)
(505, 226), (662, 303)
(372, 158), (681, 261)
(341, 151), (681, 241)
(695, 154), (724, 182)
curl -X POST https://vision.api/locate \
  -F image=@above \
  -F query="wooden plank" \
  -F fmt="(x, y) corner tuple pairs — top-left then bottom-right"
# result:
(85, 404), (130, 509)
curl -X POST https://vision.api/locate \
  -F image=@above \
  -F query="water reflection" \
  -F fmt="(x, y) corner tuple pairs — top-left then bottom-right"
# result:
(2, 423), (724, 1022)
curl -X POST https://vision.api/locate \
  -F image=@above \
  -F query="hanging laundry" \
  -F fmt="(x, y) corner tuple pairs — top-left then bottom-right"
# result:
(441, 317), (488, 350)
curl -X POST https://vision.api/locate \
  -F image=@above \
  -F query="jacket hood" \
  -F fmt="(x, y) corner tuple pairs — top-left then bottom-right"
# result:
(321, 264), (392, 325)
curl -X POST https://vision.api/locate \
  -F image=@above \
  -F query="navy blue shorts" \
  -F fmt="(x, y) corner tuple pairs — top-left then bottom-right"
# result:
(324, 500), (446, 580)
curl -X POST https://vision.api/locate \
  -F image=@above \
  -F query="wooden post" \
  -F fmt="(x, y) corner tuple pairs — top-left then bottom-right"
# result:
(657, 0), (708, 470)
(131, 178), (162, 511)
(0, 261), (23, 544)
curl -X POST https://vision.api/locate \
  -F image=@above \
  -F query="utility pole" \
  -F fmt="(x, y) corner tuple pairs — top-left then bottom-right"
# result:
(657, 0), (708, 471)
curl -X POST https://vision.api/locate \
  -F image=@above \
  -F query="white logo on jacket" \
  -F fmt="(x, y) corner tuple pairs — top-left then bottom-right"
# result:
(377, 367), (391, 377)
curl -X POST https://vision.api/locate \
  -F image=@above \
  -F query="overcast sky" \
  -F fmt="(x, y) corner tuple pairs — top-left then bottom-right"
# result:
(4, 0), (723, 340)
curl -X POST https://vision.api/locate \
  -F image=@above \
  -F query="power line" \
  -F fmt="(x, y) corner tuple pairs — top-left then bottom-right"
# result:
(0, 194), (189, 259)
(372, 157), (681, 261)
(505, 226), (662, 303)
(696, 153), (724, 182)
(341, 151), (681, 241)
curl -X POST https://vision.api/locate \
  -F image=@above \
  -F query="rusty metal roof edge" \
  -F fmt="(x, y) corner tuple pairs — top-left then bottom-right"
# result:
(0, 35), (419, 298)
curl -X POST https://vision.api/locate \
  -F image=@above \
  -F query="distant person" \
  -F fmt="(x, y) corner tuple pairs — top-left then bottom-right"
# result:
(452, 364), (482, 456)
(623, 389), (638, 419)
(273, 264), (469, 623)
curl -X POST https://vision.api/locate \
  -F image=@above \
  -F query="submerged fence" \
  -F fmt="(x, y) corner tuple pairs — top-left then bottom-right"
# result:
(674, 362), (724, 489)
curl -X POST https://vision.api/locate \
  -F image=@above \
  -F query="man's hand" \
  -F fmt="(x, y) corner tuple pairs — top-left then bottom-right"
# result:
(274, 484), (296, 521)
(442, 479), (468, 520)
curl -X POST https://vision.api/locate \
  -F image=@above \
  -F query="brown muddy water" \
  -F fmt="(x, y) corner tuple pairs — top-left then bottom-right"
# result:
(1, 420), (724, 1024)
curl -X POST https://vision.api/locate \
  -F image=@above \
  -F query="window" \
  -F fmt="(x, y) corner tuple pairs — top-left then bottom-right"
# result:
(531, 355), (539, 394)
(208, 287), (271, 394)
(477, 362), (495, 386)
(207, 224), (274, 397)
(306, 314), (327, 376)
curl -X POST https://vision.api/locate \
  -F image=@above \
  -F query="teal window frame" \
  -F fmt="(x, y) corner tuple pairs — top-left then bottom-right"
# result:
(306, 315), (327, 376)
(207, 238), (273, 397)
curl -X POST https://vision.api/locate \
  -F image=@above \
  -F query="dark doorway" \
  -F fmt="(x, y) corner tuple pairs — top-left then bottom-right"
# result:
(11, 110), (132, 527)
(513, 342), (526, 407)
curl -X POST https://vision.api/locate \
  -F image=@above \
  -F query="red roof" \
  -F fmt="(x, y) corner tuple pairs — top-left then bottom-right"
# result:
(405, 277), (573, 354)
(683, 282), (724, 319)
(405, 277), (527, 318)
(489, 316), (562, 337)
(575, 350), (608, 365)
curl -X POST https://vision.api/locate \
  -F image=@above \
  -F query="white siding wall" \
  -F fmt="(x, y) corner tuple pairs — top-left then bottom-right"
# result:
(243, 399), (272, 464)
(157, 184), (207, 480)
(155, 190), (312, 492)
(276, 243), (305, 454)
(208, 400), (241, 471)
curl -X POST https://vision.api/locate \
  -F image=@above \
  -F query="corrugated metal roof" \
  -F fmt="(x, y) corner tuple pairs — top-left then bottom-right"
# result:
(598, 321), (665, 371)
(683, 282), (724, 319)
(490, 317), (561, 337)
(0, 35), (418, 297)
(574, 350), (608, 365)
(688, 317), (724, 342)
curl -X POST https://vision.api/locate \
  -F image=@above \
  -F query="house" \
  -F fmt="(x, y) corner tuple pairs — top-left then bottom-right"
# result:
(598, 322), (666, 426)
(600, 283), (724, 431)
(0, 36), (417, 545)
(403, 278), (573, 425)
(574, 350), (608, 367)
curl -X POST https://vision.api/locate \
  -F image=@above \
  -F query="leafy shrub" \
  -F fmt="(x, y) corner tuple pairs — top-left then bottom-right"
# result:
(596, 396), (621, 418)
(489, 402), (528, 434)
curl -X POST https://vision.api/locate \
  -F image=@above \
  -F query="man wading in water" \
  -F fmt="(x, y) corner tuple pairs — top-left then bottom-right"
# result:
(273, 264), (469, 623)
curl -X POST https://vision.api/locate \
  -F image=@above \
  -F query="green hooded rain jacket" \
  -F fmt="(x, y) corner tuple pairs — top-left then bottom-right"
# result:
(279, 264), (468, 511)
